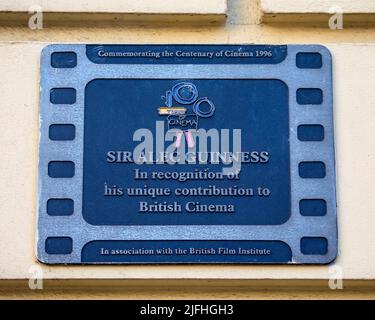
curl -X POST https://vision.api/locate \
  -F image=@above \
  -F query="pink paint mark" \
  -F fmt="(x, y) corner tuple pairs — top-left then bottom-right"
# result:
(174, 131), (183, 148)
(185, 130), (195, 148)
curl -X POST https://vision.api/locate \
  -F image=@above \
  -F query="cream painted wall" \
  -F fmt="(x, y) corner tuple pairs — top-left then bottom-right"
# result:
(261, 0), (375, 14)
(0, 0), (227, 15)
(0, 0), (375, 284)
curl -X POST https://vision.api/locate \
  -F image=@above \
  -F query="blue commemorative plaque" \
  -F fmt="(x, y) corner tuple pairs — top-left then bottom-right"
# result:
(37, 45), (337, 264)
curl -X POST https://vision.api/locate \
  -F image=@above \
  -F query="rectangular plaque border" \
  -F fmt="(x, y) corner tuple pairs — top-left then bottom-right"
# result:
(37, 44), (337, 264)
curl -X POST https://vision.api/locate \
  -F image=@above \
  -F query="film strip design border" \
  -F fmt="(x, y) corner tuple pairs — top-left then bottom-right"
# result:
(37, 45), (337, 264)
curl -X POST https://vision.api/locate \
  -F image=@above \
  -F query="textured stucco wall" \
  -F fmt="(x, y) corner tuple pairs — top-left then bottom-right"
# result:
(0, 0), (375, 298)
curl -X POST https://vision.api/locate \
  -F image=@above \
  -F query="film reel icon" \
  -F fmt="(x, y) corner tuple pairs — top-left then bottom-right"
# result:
(169, 82), (216, 118)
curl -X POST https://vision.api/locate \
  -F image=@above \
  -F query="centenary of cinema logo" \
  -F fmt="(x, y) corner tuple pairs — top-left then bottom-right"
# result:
(106, 81), (270, 175)
(158, 82), (216, 148)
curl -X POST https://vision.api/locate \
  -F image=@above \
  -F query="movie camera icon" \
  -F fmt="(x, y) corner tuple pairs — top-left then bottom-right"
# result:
(158, 82), (215, 148)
